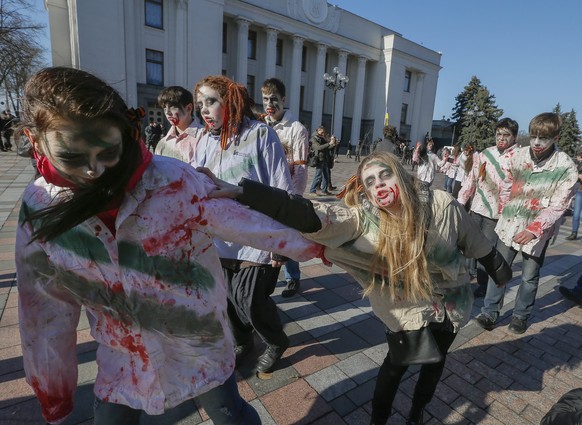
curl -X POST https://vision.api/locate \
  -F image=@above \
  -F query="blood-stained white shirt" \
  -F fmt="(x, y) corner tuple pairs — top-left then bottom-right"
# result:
(155, 120), (203, 163)
(495, 146), (577, 256)
(16, 156), (319, 423)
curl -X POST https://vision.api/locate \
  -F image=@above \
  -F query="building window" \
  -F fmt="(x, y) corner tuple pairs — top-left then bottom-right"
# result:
(301, 46), (307, 71)
(404, 70), (411, 92)
(221, 69), (227, 76)
(300, 85), (305, 111)
(248, 30), (257, 60)
(145, 0), (163, 29)
(222, 22), (227, 53)
(276, 38), (283, 66)
(146, 49), (164, 86)
(247, 75), (256, 100)
(400, 103), (408, 124)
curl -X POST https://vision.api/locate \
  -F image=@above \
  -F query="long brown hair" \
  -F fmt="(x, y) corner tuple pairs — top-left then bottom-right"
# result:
(20, 67), (143, 241)
(194, 75), (255, 150)
(343, 152), (433, 302)
(464, 142), (476, 174)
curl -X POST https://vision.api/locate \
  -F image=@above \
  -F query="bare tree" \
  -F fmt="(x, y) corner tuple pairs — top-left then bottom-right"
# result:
(0, 0), (45, 112)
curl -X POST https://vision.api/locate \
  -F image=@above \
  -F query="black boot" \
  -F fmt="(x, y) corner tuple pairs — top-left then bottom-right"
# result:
(406, 402), (425, 425)
(566, 232), (578, 240)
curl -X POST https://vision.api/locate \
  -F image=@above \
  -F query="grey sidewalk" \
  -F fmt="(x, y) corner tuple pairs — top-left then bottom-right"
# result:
(0, 150), (581, 424)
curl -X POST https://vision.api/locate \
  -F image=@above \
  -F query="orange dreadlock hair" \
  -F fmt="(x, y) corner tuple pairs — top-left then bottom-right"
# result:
(194, 75), (255, 150)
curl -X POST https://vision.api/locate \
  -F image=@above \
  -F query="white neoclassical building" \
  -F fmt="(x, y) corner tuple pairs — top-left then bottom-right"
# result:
(45, 0), (442, 144)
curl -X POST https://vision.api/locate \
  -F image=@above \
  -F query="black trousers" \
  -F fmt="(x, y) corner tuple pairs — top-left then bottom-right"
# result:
(222, 263), (288, 348)
(371, 320), (457, 424)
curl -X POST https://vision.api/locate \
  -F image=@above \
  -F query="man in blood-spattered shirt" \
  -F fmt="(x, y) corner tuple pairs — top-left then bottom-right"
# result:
(476, 112), (578, 334)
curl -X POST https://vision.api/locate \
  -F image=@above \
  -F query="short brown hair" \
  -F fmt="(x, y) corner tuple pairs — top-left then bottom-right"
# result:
(529, 112), (562, 139)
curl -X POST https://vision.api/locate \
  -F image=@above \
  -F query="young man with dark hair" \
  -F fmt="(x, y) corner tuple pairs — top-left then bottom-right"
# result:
(261, 77), (310, 297)
(458, 117), (519, 297)
(155, 85), (202, 162)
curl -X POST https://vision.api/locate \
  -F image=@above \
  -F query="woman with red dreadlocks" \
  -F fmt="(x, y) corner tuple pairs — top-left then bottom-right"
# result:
(16, 67), (322, 425)
(192, 75), (294, 374)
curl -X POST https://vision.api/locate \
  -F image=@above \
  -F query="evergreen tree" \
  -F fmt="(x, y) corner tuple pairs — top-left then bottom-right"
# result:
(451, 76), (503, 151)
(559, 109), (581, 157)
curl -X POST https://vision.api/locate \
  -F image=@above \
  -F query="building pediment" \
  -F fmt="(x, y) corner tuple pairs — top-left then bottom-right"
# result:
(286, 0), (341, 32)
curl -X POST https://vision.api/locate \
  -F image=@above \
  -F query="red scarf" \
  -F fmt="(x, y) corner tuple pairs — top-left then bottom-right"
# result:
(35, 141), (153, 234)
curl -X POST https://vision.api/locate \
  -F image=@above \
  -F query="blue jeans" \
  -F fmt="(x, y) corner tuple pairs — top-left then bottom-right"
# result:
(444, 176), (454, 193)
(93, 373), (260, 425)
(572, 191), (582, 232)
(284, 259), (301, 281)
(309, 161), (329, 193)
(467, 212), (499, 283)
(481, 240), (549, 322)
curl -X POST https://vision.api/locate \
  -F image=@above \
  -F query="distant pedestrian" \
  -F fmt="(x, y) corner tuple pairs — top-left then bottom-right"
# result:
(565, 149), (582, 240)
(0, 110), (16, 151)
(346, 139), (353, 158)
(355, 139), (362, 161)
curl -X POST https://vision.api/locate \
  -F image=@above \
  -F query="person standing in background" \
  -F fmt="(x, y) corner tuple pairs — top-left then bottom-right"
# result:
(155, 85), (203, 162)
(458, 118), (519, 297)
(193, 75), (296, 373)
(262, 77), (309, 297)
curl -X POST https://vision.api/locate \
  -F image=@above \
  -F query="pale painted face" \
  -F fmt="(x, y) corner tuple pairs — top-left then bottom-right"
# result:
(164, 104), (192, 130)
(36, 121), (123, 187)
(495, 128), (516, 151)
(361, 161), (401, 210)
(261, 90), (285, 121)
(530, 135), (556, 157)
(196, 86), (225, 132)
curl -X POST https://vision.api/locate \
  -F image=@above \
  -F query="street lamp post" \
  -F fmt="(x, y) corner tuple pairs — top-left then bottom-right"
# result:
(323, 66), (349, 137)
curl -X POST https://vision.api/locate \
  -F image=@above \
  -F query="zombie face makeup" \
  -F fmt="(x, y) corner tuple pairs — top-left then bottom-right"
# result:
(196, 86), (225, 133)
(361, 161), (401, 210)
(495, 128), (516, 151)
(261, 90), (285, 121)
(530, 135), (556, 158)
(36, 120), (123, 187)
(164, 104), (192, 130)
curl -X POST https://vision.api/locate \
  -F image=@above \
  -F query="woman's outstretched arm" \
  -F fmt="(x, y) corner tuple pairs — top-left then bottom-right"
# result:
(198, 167), (322, 233)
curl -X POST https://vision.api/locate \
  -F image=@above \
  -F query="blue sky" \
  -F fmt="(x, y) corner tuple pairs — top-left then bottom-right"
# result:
(332, 0), (582, 133)
(29, 1), (581, 133)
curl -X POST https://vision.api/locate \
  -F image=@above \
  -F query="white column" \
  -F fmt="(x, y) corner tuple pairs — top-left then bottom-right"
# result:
(311, 43), (327, 133)
(264, 27), (278, 79)
(123, 0), (137, 106)
(412, 72), (425, 142)
(288, 35), (304, 117)
(174, 0), (188, 85)
(235, 17), (251, 84)
(333, 50), (349, 138)
(350, 56), (367, 145)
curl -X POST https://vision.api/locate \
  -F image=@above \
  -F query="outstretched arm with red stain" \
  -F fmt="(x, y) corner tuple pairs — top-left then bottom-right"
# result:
(15, 220), (81, 424)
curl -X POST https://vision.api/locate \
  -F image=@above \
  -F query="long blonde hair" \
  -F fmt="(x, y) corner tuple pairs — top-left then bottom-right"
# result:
(343, 152), (433, 302)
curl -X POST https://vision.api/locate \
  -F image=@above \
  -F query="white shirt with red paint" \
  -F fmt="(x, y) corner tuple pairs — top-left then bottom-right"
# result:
(458, 145), (517, 219)
(192, 118), (293, 264)
(155, 120), (204, 163)
(266, 110), (310, 195)
(495, 146), (577, 256)
(16, 156), (320, 423)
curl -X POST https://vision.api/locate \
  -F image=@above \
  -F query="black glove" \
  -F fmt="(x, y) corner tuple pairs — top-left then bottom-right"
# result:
(477, 247), (512, 287)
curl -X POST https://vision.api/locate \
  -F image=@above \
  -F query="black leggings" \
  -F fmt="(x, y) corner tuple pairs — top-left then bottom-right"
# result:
(371, 321), (457, 424)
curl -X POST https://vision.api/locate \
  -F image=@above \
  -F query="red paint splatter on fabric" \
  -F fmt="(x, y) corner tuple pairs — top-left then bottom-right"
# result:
(110, 281), (124, 294)
(278, 241), (287, 249)
(191, 194), (199, 204)
(30, 376), (74, 423)
(120, 334), (149, 372)
(526, 198), (542, 210)
(527, 221), (543, 235)
(94, 224), (102, 236)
